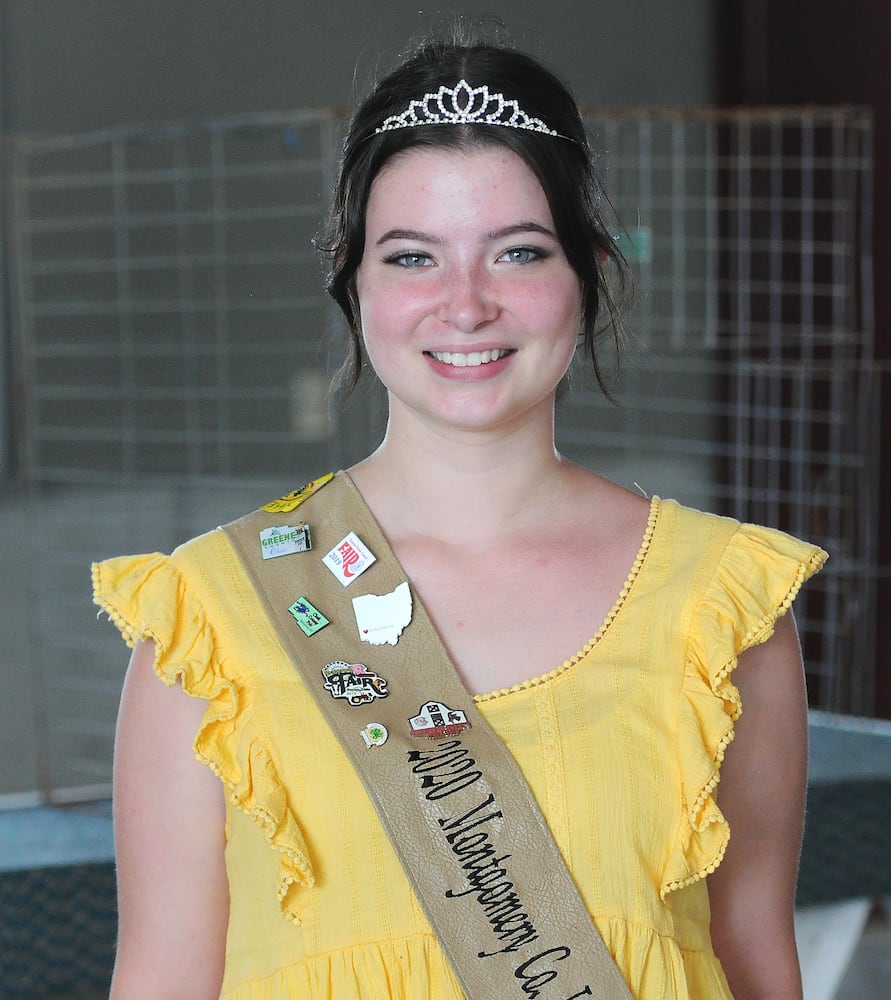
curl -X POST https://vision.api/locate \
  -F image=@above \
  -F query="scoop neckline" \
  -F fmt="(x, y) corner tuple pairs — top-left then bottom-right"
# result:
(473, 494), (662, 704)
(338, 470), (663, 707)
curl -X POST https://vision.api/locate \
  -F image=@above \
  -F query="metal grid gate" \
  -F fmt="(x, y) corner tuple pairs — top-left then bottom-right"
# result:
(560, 107), (877, 715)
(6, 106), (877, 800)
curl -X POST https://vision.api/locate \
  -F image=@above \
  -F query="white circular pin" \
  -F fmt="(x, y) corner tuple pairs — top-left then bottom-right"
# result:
(360, 722), (389, 748)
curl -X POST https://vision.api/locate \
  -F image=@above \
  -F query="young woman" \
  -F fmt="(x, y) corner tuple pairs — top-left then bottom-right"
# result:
(95, 37), (826, 1000)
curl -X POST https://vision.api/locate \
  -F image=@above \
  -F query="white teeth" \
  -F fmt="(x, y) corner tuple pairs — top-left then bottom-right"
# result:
(430, 348), (510, 367)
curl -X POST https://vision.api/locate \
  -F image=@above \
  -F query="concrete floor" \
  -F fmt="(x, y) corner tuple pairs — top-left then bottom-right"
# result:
(835, 909), (891, 999)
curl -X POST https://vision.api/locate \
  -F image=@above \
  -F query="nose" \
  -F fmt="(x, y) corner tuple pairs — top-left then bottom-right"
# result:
(437, 266), (499, 333)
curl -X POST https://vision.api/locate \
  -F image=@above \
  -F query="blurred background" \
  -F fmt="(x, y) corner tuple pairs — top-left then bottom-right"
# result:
(0, 1), (888, 997)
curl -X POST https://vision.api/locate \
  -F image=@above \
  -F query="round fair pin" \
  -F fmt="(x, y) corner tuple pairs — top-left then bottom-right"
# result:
(360, 723), (389, 748)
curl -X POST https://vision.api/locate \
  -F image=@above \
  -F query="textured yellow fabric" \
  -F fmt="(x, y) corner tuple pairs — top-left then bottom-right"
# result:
(93, 495), (826, 1000)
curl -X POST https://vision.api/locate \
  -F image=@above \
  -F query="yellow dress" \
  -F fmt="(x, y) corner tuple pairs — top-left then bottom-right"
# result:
(93, 492), (826, 999)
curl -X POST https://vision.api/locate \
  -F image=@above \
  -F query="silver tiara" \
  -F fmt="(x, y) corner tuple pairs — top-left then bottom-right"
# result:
(375, 79), (559, 136)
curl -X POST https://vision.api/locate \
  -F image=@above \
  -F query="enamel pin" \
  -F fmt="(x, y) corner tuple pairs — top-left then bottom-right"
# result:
(323, 531), (376, 586)
(360, 722), (389, 748)
(262, 473), (333, 514)
(352, 581), (412, 646)
(260, 522), (311, 559)
(322, 660), (389, 705)
(287, 597), (330, 636)
(409, 701), (471, 739)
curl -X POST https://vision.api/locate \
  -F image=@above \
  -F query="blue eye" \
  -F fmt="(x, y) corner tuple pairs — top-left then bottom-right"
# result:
(386, 252), (433, 268)
(498, 246), (547, 264)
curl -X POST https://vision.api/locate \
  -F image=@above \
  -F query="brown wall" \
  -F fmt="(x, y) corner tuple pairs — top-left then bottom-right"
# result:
(719, 1), (891, 715)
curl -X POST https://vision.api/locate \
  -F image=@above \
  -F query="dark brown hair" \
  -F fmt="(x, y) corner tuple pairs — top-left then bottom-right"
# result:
(317, 38), (630, 396)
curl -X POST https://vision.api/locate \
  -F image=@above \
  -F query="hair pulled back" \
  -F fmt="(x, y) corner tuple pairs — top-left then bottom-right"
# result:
(318, 37), (630, 396)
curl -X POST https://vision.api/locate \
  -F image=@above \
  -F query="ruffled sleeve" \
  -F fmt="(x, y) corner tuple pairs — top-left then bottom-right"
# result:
(661, 523), (827, 898)
(92, 548), (315, 917)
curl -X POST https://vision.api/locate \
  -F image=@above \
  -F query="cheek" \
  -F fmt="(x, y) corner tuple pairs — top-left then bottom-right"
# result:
(356, 275), (434, 338)
(519, 277), (583, 332)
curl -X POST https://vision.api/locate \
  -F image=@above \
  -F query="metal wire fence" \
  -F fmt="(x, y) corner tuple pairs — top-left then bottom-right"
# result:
(4, 105), (878, 800)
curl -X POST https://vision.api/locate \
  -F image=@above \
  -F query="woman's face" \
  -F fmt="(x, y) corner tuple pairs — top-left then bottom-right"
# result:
(354, 145), (583, 436)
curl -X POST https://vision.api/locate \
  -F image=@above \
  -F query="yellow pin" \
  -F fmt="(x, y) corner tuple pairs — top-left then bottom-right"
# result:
(261, 472), (334, 513)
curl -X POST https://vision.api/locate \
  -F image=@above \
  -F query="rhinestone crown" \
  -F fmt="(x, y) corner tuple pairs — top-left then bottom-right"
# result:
(375, 79), (558, 136)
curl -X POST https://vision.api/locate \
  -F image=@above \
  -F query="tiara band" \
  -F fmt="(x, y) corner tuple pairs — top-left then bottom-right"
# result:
(375, 79), (559, 136)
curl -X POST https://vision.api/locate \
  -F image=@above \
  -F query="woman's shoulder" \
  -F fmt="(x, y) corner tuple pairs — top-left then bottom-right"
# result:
(572, 485), (827, 637)
(650, 497), (827, 660)
(560, 465), (653, 538)
(654, 496), (827, 580)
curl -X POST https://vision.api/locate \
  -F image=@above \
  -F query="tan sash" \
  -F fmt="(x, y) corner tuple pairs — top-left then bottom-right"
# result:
(222, 472), (634, 1000)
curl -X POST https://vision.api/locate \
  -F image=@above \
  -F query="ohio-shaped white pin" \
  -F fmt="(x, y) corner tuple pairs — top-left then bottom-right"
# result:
(352, 582), (412, 646)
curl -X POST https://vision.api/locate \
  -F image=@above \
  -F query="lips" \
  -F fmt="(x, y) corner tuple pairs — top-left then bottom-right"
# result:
(426, 348), (513, 368)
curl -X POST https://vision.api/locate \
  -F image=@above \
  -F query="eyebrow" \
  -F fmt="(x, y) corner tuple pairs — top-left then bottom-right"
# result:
(374, 221), (557, 246)
(487, 221), (557, 241)
(376, 228), (442, 246)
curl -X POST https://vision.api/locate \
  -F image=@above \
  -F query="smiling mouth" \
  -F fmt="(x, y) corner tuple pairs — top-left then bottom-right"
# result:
(426, 348), (513, 368)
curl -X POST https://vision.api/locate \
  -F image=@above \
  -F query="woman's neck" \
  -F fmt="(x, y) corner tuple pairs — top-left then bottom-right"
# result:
(347, 405), (571, 546)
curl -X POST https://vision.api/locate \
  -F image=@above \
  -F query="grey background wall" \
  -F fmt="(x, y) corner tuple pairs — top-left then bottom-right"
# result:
(0, 0), (718, 475)
(0, 1), (718, 798)
(0, 0), (718, 481)
(2, 0), (717, 134)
